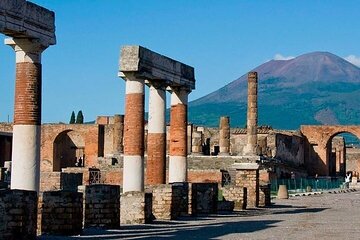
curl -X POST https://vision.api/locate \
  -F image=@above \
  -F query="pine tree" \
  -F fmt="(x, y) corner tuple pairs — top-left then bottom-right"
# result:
(76, 110), (84, 124)
(69, 111), (75, 124)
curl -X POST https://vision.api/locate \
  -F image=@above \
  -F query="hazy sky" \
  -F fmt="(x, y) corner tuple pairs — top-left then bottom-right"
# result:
(1, 0), (360, 123)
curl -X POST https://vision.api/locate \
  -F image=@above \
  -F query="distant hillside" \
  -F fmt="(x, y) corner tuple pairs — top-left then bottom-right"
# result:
(189, 52), (360, 129)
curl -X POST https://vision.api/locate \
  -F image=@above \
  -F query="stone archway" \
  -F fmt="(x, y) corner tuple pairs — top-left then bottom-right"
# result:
(53, 130), (85, 172)
(301, 125), (360, 176)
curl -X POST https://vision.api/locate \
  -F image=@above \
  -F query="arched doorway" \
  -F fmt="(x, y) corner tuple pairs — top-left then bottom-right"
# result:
(328, 132), (360, 177)
(53, 130), (85, 172)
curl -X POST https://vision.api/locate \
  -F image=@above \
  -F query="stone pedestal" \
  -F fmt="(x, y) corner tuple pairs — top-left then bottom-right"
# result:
(84, 185), (120, 228)
(39, 191), (83, 236)
(152, 183), (189, 220)
(277, 185), (289, 199)
(221, 186), (247, 210)
(232, 162), (259, 208)
(120, 191), (152, 224)
(0, 190), (37, 240)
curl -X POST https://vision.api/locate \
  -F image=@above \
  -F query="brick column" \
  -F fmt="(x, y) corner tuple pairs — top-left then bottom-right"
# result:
(122, 74), (145, 192)
(219, 116), (230, 155)
(6, 38), (46, 192)
(169, 88), (188, 183)
(146, 84), (166, 185)
(243, 72), (258, 156)
(113, 114), (124, 155)
(233, 162), (259, 208)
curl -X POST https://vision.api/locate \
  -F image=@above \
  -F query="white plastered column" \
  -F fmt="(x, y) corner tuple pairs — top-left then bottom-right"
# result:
(123, 75), (145, 192)
(5, 38), (46, 192)
(148, 84), (166, 134)
(169, 88), (188, 183)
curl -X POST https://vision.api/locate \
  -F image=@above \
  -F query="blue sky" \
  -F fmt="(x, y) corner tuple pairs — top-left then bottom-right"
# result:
(1, 0), (360, 123)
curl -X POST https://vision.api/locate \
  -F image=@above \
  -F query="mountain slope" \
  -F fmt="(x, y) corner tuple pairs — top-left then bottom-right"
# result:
(189, 52), (360, 129)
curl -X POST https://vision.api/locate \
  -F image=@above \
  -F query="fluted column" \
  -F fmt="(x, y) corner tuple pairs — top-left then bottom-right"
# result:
(169, 88), (188, 183)
(122, 74), (145, 192)
(243, 72), (258, 156)
(146, 83), (166, 185)
(6, 38), (47, 192)
(219, 116), (230, 155)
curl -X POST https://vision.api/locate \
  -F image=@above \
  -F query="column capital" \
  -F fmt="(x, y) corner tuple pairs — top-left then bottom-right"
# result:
(146, 80), (167, 90)
(167, 86), (192, 94)
(5, 38), (47, 63)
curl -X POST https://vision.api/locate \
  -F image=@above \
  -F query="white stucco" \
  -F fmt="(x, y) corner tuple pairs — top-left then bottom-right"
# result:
(11, 125), (41, 192)
(125, 78), (145, 94)
(5, 38), (44, 63)
(168, 156), (187, 183)
(148, 85), (166, 133)
(123, 155), (144, 192)
(170, 88), (188, 106)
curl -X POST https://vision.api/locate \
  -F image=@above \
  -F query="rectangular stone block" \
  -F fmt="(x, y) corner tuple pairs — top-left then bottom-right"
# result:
(84, 184), (120, 228)
(119, 45), (195, 90)
(0, 0), (56, 45)
(120, 191), (153, 224)
(0, 189), (37, 240)
(39, 191), (83, 236)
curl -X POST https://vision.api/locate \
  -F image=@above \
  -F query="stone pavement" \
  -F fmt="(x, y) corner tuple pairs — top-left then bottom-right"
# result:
(39, 190), (360, 240)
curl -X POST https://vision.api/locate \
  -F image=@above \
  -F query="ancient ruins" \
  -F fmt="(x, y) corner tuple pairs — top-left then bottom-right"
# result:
(119, 45), (195, 192)
(1, 0), (56, 192)
(0, 0), (359, 239)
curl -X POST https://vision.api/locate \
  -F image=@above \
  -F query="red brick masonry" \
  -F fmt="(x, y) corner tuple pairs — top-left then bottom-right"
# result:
(14, 62), (42, 125)
(146, 133), (166, 184)
(124, 93), (144, 156)
(170, 104), (187, 156)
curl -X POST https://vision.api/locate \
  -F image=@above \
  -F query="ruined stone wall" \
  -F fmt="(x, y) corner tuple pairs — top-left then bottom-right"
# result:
(83, 185), (120, 228)
(104, 124), (114, 156)
(346, 147), (360, 175)
(188, 170), (222, 183)
(0, 189), (37, 240)
(38, 191), (83, 236)
(41, 124), (100, 173)
(120, 191), (152, 224)
(40, 172), (61, 192)
(221, 186), (247, 210)
(0, 123), (13, 133)
(273, 133), (304, 166)
(152, 184), (189, 220)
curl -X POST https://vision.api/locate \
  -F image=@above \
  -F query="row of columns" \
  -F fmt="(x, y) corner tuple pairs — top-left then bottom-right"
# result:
(122, 75), (190, 193)
(5, 38), (47, 192)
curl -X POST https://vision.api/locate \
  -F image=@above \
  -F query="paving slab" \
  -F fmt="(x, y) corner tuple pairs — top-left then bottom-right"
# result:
(39, 190), (360, 240)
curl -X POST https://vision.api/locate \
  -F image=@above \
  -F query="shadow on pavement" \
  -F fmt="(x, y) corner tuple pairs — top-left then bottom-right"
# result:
(39, 218), (281, 240)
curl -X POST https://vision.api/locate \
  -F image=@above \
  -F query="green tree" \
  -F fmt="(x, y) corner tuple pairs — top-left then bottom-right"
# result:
(69, 111), (75, 124)
(76, 110), (84, 124)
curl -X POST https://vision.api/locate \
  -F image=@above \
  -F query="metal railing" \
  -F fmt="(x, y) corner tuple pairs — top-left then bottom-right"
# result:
(270, 177), (345, 193)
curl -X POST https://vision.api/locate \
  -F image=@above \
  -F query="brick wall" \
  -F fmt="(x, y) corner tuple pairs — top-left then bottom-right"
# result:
(221, 186), (247, 210)
(0, 189), (37, 240)
(235, 169), (259, 208)
(152, 183), (189, 220)
(83, 185), (120, 228)
(38, 191), (83, 236)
